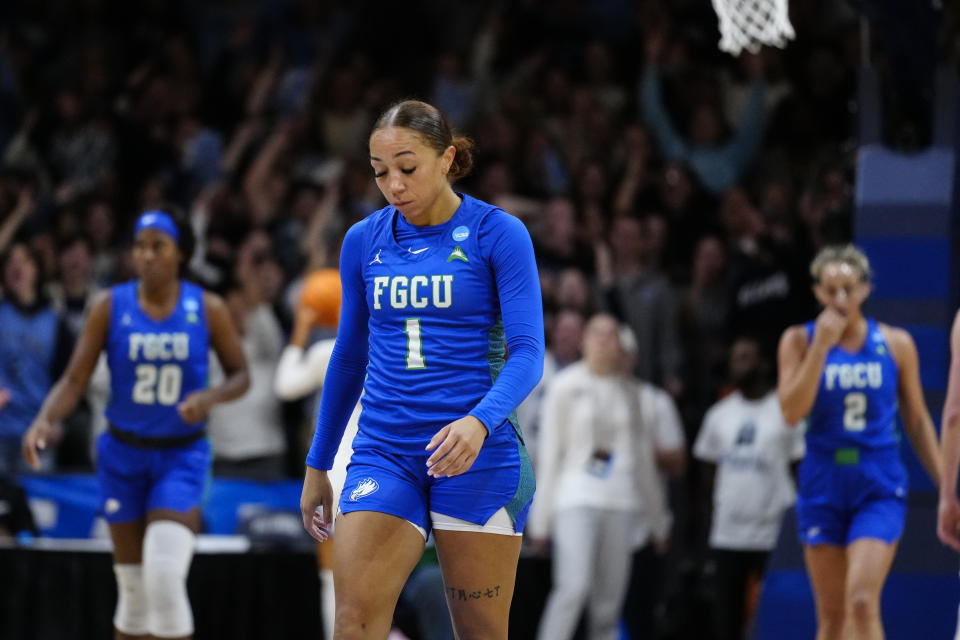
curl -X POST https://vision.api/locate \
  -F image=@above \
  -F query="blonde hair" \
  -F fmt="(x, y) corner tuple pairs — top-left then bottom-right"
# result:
(809, 244), (872, 283)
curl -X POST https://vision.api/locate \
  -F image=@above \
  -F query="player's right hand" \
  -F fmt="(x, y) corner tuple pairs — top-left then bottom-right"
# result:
(22, 417), (56, 471)
(301, 466), (334, 542)
(812, 307), (847, 350)
(937, 494), (960, 553)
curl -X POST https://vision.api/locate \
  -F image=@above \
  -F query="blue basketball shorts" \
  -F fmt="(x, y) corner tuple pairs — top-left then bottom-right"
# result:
(339, 427), (535, 535)
(795, 447), (907, 546)
(96, 431), (212, 524)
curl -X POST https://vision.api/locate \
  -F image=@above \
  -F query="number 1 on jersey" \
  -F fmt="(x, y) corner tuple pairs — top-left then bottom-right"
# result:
(405, 318), (426, 369)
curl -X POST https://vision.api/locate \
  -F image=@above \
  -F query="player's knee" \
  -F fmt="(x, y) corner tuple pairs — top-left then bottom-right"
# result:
(113, 564), (148, 635)
(142, 520), (195, 638)
(845, 589), (879, 623)
(816, 602), (845, 630)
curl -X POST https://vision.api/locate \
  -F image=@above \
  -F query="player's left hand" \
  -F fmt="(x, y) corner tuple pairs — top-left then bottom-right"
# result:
(937, 494), (960, 553)
(426, 415), (488, 478)
(177, 391), (214, 424)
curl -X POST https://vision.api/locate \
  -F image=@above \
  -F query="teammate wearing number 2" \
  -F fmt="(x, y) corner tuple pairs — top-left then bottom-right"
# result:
(777, 244), (940, 640)
(300, 100), (544, 640)
(22, 208), (250, 640)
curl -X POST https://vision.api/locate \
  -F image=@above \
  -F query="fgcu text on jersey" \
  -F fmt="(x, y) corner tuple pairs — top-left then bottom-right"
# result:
(105, 281), (210, 439)
(804, 319), (898, 452)
(348, 194), (527, 455)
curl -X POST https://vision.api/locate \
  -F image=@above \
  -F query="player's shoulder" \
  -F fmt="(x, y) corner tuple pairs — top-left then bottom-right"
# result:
(875, 322), (915, 361)
(876, 321), (908, 344)
(474, 198), (525, 231)
(779, 323), (811, 352)
(348, 207), (391, 238)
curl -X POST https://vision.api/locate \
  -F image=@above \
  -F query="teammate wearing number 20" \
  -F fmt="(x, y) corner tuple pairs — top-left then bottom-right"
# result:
(777, 245), (940, 640)
(22, 209), (250, 640)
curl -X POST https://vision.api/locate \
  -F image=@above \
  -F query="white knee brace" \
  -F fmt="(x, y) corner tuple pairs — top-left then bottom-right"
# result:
(143, 520), (196, 638)
(114, 564), (148, 635)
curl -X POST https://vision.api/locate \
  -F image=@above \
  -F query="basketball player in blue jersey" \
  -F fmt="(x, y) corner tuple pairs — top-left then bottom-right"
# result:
(778, 244), (941, 640)
(22, 208), (250, 640)
(300, 100), (544, 640)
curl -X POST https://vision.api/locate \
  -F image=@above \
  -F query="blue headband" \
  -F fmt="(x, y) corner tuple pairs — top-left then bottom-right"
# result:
(134, 210), (180, 244)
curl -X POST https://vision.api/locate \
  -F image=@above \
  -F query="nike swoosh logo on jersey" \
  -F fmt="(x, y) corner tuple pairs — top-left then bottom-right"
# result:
(409, 247), (429, 254)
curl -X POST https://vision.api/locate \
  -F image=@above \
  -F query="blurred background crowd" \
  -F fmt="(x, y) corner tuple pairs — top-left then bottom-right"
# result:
(0, 0), (956, 638)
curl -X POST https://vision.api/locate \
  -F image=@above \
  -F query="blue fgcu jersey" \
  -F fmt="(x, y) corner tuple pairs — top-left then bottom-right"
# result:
(357, 196), (526, 454)
(104, 281), (209, 438)
(803, 318), (899, 454)
(307, 193), (546, 468)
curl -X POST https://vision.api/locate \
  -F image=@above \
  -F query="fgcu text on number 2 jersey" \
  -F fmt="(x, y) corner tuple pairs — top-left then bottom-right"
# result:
(105, 281), (210, 438)
(307, 194), (545, 468)
(803, 318), (899, 453)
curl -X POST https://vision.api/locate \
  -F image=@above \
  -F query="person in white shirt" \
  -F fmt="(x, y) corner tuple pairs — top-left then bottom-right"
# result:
(528, 313), (670, 640)
(516, 309), (585, 468)
(619, 324), (687, 640)
(207, 280), (287, 477)
(694, 336), (805, 640)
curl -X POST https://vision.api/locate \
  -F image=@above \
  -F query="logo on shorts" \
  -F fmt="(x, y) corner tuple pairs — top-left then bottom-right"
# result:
(350, 477), (380, 501)
(105, 498), (121, 514)
(806, 526), (821, 540)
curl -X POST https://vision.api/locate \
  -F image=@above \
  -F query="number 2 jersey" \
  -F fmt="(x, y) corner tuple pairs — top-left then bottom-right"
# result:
(307, 194), (545, 469)
(803, 318), (899, 454)
(104, 280), (209, 438)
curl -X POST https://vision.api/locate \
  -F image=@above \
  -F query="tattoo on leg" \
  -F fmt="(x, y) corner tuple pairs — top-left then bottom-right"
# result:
(445, 585), (502, 601)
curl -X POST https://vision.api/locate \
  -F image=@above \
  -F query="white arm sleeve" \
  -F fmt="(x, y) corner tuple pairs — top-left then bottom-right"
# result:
(273, 340), (335, 400)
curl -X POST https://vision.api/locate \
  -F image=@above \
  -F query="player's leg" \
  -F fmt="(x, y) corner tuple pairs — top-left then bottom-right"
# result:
(586, 509), (635, 640)
(843, 537), (897, 640)
(99, 433), (152, 640)
(110, 519), (149, 640)
(332, 510), (426, 639)
(434, 525), (522, 640)
(536, 507), (598, 640)
(140, 439), (209, 640)
(803, 544), (847, 640)
(141, 508), (200, 640)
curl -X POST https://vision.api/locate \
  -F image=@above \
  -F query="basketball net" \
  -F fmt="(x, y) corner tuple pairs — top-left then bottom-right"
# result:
(712, 0), (795, 56)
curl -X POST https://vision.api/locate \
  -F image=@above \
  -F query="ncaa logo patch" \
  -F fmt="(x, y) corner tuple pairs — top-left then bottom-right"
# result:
(350, 477), (380, 501)
(452, 225), (469, 242)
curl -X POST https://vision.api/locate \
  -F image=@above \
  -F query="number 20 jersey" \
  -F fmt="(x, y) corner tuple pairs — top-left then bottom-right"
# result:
(803, 318), (899, 454)
(104, 280), (210, 438)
